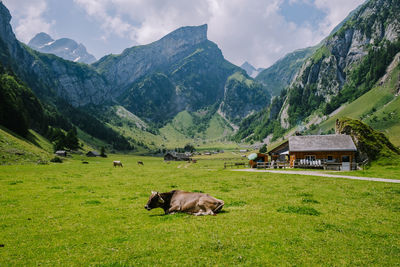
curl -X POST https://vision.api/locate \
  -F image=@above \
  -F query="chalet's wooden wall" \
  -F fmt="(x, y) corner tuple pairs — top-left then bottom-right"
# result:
(290, 151), (355, 163)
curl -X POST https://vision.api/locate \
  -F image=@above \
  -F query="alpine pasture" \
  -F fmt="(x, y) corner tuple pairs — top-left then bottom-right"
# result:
(1, 154), (399, 266)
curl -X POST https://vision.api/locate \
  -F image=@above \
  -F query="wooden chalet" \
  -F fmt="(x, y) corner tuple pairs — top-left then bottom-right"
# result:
(288, 135), (357, 170)
(268, 134), (358, 170)
(249, 153), (268, 168)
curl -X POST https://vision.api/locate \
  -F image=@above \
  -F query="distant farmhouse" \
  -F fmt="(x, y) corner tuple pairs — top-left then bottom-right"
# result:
(164, 152), (191, 161)
(55, 150), (67, 157)
(86, 151), (100, 157)
(269, 134), (357, 170)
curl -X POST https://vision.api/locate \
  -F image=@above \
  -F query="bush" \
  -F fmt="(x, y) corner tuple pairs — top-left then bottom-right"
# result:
(50, 156), (63, 163)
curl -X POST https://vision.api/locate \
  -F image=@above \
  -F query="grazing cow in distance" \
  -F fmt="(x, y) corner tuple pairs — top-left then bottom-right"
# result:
(113, 161), (123, 167)
(137, 161), (144, 166)
(144, 190), (224, 216)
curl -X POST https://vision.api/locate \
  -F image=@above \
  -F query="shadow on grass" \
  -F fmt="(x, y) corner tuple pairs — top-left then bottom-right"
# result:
(149, 210), (230, 217)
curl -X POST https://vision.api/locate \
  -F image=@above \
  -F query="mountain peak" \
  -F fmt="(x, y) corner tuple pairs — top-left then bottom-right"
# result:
(28, 33), (96, 64)
(241, 61), (256, 71)
(28, 32), (54, 49)
(159, 24), (208, 45)
(241, 61), (264, 78)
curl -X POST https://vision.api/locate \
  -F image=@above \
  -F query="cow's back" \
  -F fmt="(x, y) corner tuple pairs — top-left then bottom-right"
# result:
(170, 191), (223, 214)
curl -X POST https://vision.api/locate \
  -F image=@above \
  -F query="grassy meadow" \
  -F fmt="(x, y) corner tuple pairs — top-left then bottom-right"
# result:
(1, 154), (400, 266)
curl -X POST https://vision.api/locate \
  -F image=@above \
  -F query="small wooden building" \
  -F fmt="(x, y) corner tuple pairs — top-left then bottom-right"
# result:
(249, 153), (268, 168)
(288, 135), (357, 170)
(164, 152), (190, 161)
(86, 151), (100, 157)
(55, 150), (67, 157)
(268, 141), (289, 162)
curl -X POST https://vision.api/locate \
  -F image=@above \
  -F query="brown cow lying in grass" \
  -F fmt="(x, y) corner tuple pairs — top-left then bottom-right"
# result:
(145, 190), (224, 216)
(113, 161), (123, 167)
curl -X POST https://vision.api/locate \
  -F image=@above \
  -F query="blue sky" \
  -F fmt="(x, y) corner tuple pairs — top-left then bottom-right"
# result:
(3, 0), (365, 68)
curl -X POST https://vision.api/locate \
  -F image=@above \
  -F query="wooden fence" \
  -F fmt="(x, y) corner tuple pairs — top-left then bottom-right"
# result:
(224, 162), (247, 169)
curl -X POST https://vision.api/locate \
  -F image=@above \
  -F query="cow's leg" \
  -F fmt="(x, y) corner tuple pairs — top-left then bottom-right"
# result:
(194, 199), (215, 216)
(167, 205), (181, 214)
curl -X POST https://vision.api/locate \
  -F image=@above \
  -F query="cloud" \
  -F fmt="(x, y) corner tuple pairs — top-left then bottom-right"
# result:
(314, 0), (365, 36)
(2, 0), (53, 42)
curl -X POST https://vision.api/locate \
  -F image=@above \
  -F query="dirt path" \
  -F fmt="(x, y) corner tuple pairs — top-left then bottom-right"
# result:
(233, 169), (400, 183)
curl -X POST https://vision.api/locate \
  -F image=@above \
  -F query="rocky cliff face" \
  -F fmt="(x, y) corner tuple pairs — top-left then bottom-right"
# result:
(93, 25), (210, 96)
(0, 3), (110, 106)
(256, 46), (316, 97)
(28, 33), (96, 64)
(234, 0), (400, 143)
(93, 24), (270, 123)
(281, 0), (400, 128)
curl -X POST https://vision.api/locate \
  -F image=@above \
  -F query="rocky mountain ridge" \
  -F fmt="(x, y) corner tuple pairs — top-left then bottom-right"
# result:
(28, 33), (96, 64)
(240, 61), (264, 78)
(0, 1), (270, 134)
(280, 0), (400, 128)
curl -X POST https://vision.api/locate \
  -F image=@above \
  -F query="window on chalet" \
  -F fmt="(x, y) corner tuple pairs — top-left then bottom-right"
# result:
(305, 155), (316, 161)
(342, 155), (350, 162)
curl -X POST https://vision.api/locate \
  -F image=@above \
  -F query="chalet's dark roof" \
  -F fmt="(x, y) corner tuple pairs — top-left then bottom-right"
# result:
(289, 135), (357, 152)
(86, 151), (100, 156)
(269, 140), (289, 154)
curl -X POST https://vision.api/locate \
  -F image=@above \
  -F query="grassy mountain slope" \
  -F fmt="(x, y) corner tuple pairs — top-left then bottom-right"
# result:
(101, 105), (234, 151)
(0, 127), (51, 165)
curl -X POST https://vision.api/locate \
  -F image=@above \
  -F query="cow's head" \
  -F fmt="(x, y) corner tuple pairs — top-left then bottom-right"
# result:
(144, 191), (165, 211)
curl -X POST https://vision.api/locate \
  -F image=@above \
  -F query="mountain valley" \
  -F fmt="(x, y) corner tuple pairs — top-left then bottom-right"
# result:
(0, 0), (399, 157)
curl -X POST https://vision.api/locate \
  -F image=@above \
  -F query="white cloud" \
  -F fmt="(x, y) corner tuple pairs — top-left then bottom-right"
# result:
(2, 0), (53, 42)
(314, 0), (365, 36)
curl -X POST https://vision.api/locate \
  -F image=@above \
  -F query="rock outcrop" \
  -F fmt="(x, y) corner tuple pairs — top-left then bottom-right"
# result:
(335, 117), (400, 162)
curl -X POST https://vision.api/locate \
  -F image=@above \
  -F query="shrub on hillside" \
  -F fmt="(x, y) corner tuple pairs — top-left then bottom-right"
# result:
(50, 156), (63, 163)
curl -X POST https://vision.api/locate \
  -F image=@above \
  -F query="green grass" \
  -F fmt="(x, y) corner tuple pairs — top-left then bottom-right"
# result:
(0, 155), (400, 265)
(0, 127), (51, 165)
(332, 157), (400, 179)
